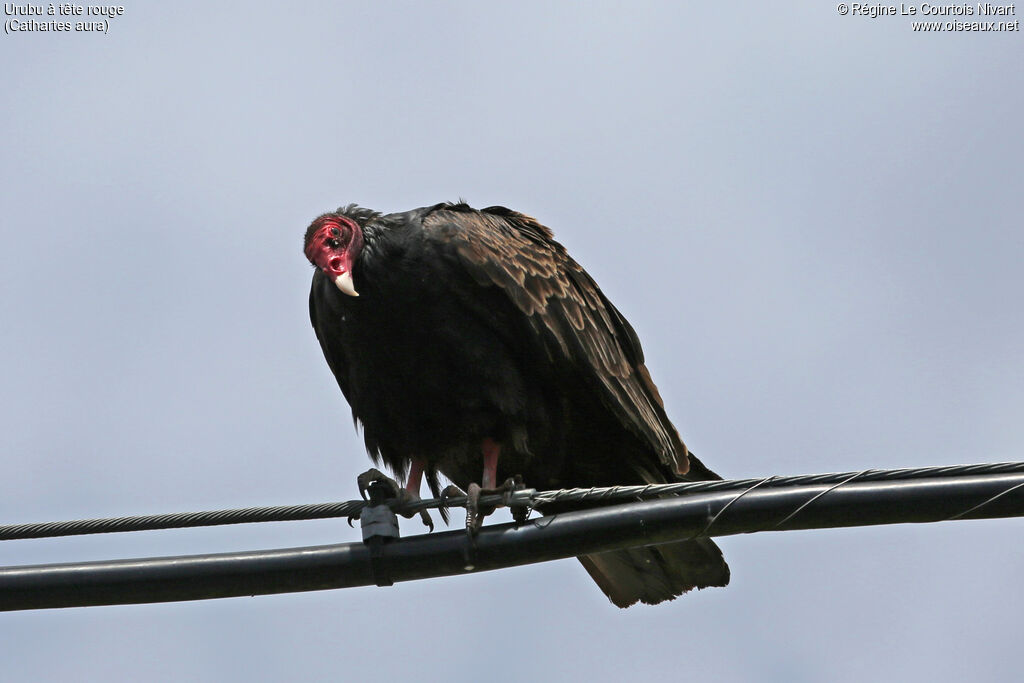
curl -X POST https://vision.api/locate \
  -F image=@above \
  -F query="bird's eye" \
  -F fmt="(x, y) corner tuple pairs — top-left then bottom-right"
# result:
(330, 227), (341, 238)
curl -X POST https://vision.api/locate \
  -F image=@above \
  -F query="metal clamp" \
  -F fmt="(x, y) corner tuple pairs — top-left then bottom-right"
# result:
(359, 481), (400, 587)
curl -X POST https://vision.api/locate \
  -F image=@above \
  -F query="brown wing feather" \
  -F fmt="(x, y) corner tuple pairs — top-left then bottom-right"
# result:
(422, 205), (690, 474)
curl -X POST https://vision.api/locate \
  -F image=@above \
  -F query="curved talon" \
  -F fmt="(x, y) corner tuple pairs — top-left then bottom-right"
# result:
(464, 475), (529, 534)
(410, 503), (434, 533)
(391, 488), (433, 530)
(497, 476), (519, 506)
(356, 468), (400, 501)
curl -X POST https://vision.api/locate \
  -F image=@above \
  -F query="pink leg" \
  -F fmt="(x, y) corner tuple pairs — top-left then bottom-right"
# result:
(481, 438), (501, 488)
(406, 456), (426, 495)
(400, 457), (433, 531)
(464, 438), (522, 534)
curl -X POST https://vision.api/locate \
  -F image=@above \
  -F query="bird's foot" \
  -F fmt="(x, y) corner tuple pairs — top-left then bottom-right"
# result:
(465, 475), (528, 535)
(350, 468), (434, 532)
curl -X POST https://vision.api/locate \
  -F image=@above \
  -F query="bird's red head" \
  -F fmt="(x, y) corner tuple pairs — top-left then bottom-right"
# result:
(304, 214), (364, 297)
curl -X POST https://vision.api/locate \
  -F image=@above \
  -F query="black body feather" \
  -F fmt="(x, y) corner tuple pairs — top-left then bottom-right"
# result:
(307, 202), (729, 606)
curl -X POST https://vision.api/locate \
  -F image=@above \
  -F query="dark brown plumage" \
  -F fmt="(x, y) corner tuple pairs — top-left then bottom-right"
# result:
(304, 202), (729, 606)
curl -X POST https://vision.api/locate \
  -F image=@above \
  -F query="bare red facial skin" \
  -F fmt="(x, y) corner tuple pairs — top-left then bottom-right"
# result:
(304, 215), (364, 281)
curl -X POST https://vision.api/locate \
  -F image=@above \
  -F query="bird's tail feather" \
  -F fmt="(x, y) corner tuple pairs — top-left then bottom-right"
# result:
(578, 448), (730, 607)
(578, 537), (729, 608)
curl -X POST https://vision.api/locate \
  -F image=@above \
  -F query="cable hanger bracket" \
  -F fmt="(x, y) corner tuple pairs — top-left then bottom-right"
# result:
(360, 481), (400, 587)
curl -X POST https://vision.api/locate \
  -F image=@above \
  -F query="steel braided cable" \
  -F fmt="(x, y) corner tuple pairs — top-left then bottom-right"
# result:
(3, 461), (1023, 541)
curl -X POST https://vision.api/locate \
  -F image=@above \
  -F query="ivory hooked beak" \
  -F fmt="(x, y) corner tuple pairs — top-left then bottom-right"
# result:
(335, 271), (359, 297)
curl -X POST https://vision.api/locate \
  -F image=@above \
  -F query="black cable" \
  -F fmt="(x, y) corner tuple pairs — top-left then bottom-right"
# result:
(2, 467), (1022, 611)
(3, 461), (1024, 541)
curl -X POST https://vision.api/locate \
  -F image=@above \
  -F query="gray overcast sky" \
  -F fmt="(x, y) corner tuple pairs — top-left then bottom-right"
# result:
(1, 2), (1022, 681)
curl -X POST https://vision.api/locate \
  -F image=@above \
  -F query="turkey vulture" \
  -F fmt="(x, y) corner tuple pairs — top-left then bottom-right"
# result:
(304, 202), (729, 607)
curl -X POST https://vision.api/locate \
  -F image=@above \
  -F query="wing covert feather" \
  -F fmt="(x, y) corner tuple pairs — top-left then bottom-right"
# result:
(422, 206), (688, 472)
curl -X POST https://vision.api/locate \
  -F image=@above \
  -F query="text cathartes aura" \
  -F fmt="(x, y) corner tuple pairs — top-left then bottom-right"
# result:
(304, 202), (729, 607)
